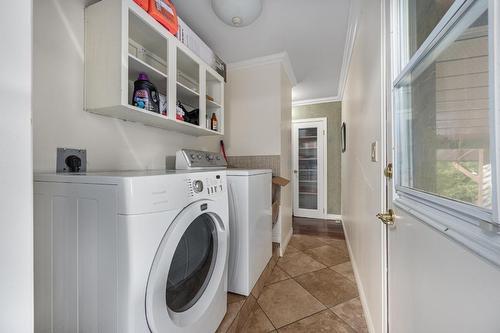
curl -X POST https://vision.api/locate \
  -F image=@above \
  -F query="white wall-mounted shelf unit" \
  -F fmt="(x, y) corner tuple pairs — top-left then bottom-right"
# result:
(85, 0), (224, 136)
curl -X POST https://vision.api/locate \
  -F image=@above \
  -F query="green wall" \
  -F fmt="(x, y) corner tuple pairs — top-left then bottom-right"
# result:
(292, 102), (342, 215)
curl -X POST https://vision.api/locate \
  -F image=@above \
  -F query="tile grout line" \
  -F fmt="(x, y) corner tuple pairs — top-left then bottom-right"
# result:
(261, 232), (363, 332)
(289, 226), (365, 331)
(291, 264), (359, 309)
(328, 305), (364, 333)
(329, 263), (356, 282)
(262, 246), (328, 330)
(263, 275), (292, 288)
(243, 256), (280, 332)
(284, 262), (334, 327)
(273, 307), (330, 331)
(287, 244), (361, 328)
(255, 300), (278, 332)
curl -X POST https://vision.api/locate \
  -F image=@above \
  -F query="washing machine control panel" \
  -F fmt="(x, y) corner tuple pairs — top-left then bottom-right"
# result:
(186, 173), (225, 198)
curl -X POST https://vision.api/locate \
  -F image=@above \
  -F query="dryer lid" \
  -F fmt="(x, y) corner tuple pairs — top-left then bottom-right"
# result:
(226, 168), (272, 176)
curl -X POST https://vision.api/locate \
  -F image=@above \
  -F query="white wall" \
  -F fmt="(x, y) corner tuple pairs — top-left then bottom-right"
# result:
(224, 60), (293, 250)
(341, 0), (385, 332)
(224, 63), (282, 156)
(33, 0), (220, 172)
(0, 0), (34, 332)
(279, 67), (293, 248)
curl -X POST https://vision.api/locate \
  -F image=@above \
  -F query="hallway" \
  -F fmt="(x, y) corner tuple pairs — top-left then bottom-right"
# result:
(218, 218), (368, 332)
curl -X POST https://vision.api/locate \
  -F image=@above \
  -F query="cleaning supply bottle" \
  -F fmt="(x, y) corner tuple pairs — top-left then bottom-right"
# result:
(210, 113), (218, 131)
(176, 101), (185, 121)
(132, 72), (160, 113)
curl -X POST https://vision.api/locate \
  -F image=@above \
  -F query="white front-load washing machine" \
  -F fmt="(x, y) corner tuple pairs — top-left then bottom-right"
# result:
(34, 170), (229, 333)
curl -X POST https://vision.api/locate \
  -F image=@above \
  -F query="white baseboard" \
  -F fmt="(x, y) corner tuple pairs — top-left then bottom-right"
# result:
(342, 223), (376, 333)
(272, 214), (281, 243)
(326, 214), (342, 221)
(280, 227), (293, 257)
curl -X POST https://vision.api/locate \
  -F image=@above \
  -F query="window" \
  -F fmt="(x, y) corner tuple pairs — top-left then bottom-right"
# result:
(401, 0), (457, 59)
(392, 0), (500, 264)
(396, 5), (490, 208)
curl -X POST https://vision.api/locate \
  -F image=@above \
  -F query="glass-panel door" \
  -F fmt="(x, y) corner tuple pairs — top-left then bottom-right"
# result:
(292, 119), (326, 218)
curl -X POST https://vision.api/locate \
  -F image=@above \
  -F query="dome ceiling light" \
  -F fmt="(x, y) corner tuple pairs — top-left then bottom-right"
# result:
(211, 0), (263, 27)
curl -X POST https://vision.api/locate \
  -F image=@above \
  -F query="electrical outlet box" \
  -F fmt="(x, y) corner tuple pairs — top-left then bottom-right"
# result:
(57, 148), (87, 173)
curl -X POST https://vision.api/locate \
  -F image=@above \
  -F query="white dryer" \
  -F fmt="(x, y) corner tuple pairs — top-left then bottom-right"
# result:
(34, 170), (229, 333)
(225, 169), (272, 296)
(176, 150), (273, 296)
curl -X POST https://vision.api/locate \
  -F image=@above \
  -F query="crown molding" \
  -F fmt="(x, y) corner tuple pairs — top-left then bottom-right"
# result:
(227, 52), (297, 86)
(336, 0), (360, 100)
(292, 96), (341, 107)
(226, 2), (359, 102)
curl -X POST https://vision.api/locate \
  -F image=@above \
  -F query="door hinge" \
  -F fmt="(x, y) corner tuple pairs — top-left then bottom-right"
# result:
(384, 163), (393, 179)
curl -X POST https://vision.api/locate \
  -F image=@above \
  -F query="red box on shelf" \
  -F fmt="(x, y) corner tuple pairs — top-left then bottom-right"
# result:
(133, 0), (148, 11)
(148, 0), (178, 35)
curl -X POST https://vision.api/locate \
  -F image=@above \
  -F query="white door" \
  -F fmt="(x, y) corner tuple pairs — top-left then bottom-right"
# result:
(292, 119), (326, 219)
(0, 0), (33, 331)
(383, 0), (500, 332)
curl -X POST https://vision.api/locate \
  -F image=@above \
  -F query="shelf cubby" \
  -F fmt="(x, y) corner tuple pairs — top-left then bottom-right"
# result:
(176, 82), (200, 108)
(128, 54), (167, 93)
(85, 0), (224, 136)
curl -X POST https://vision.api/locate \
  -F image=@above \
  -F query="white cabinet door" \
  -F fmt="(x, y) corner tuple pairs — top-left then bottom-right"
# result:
(292, 119), (326, 218)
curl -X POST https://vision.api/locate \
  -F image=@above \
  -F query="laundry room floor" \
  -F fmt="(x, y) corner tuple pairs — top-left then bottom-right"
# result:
(216, 218), (368, 333)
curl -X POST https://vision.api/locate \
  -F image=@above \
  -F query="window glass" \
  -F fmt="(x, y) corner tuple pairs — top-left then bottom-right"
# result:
(396, 5), (491, 209)
(402, 0), (456, 60)
(298, 128), (319, 210)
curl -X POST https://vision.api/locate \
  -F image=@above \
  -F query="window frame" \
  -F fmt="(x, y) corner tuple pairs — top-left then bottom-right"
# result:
(390, 0), (500, 266)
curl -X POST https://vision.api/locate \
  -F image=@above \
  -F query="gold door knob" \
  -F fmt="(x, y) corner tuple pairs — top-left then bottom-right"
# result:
(384, 163), (393, 179)
(376, 209), (395, 225)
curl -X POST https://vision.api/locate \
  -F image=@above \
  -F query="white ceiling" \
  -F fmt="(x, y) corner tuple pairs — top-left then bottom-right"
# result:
(173, 0), (351, 102)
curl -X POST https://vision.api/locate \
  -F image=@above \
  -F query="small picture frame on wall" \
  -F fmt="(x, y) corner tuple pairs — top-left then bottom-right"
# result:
(341, 122), (347, 153)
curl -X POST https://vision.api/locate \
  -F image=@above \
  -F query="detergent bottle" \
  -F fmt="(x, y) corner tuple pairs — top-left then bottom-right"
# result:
(132, 72), (160, 113)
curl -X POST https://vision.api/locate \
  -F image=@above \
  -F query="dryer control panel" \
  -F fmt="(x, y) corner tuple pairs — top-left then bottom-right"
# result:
(176, 149), (227, 170)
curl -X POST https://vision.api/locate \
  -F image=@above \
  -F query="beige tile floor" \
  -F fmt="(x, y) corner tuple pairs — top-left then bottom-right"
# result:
(218, 233), (368, 333)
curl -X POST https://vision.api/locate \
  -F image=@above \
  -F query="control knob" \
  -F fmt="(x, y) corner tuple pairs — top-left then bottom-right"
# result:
(193, 180), (204, 193)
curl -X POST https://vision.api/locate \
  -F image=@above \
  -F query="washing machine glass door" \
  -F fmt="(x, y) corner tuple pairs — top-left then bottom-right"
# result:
(166, 212), (216, 312)
(146, 200), (228, 331)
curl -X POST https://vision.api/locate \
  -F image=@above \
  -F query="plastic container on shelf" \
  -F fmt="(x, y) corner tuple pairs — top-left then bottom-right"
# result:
(148, 0), (178, 35)
(133, 0), (148, 11)
(132, 72), (160, 113)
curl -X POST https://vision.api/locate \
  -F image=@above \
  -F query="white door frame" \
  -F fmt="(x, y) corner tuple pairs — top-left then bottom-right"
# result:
(292, 118), (328, 219)
(0, 0), (33, 331)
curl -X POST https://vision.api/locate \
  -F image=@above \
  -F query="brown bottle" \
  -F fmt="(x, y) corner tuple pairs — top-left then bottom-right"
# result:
(210, 113), (218, 131)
